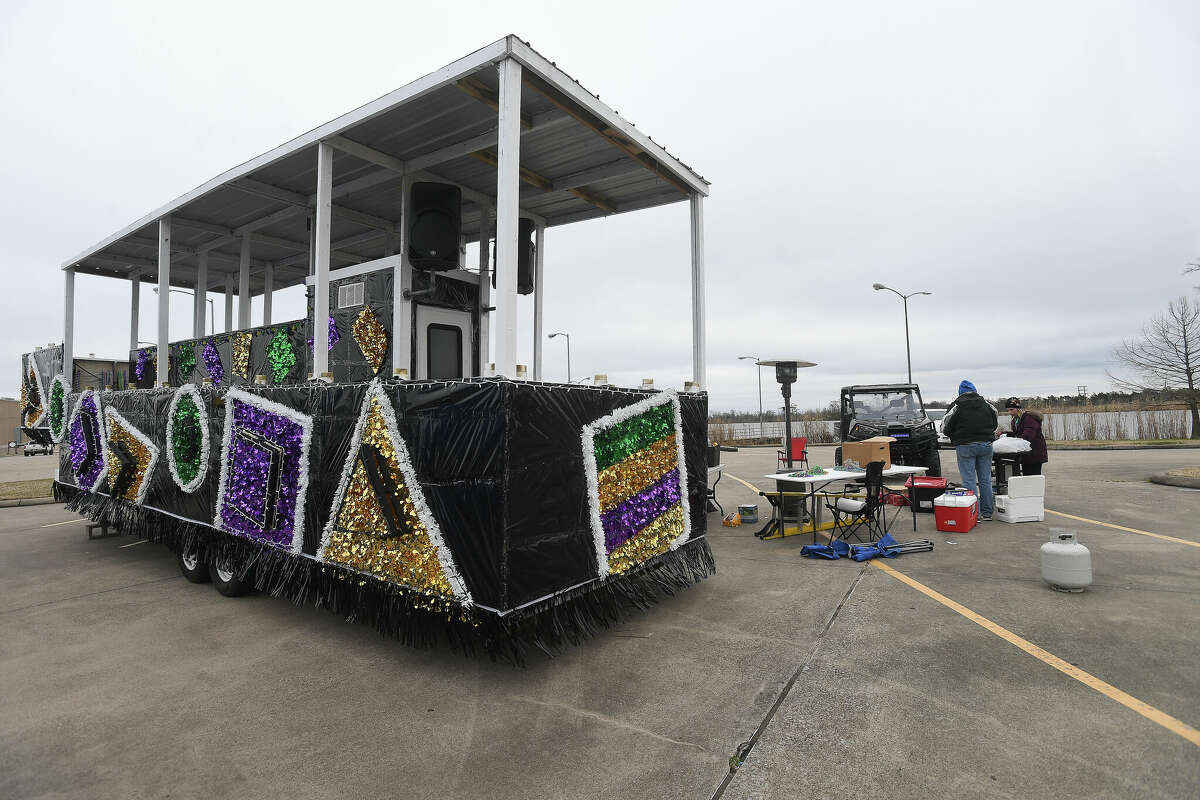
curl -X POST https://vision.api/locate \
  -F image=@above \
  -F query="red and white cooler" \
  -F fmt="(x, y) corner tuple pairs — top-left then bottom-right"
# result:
(934, 490), (978, 532)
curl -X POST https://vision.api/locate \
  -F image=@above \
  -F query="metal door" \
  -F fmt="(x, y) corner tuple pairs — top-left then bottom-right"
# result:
(415, 305), (473, 380)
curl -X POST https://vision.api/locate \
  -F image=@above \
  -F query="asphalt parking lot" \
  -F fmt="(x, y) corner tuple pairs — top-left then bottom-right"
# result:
(1, 446), (1198, 799)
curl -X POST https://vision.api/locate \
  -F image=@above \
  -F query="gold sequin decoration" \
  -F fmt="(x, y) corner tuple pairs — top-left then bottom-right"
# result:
(597, 435), (678, 512)
(22, 367), (44, 427)
(232, 332), (251, 379)
(352, 307), (389, 374)
(105, 418), (154, 503)
(322, 397), (454, 597)
(606, 503), (686, 575)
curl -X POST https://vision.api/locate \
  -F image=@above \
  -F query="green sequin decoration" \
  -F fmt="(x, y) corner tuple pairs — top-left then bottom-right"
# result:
(48, 380), (65, 437)
(266, 328), (296, 384)
(176, 345), (197, 379)
(171, 393), (203, 486)
(593, 403), (675, 471)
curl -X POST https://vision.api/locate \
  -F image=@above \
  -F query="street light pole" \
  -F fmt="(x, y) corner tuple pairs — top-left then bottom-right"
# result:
(872, 284), (932, 384)
(154, 286), (214, 335)
(548, 332), (571, 383)
(738, 355), (763, 441)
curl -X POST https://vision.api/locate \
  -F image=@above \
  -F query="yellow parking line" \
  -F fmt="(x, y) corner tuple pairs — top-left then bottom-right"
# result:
(725, 473), (762, 493)
(872, 560), (1200, 748)
(1045, 509), (1200, 548)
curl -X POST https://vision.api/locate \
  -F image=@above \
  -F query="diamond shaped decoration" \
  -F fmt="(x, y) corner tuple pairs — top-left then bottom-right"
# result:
(352, 306), (388, 374)
(214, 389), (312, 551)
(103, 407), (160, 505)
(67, 391), (107, 492)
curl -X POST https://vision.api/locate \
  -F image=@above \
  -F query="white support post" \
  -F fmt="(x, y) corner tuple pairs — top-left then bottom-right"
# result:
(129, 275), (140, 352)
(532, 222), (545, 381)
(263, 262), (273, 326)
(312, 141), (334, 378)
(238, 236), (251, 329)
(63, 270), (75, 390)
(477, 205), (491, 376)
(224, 276), (234, 333)
(493, 57), (523, 377)
(157, 217), (171, 387)
(194, 252), (208, 338)
(392, 175), (412, 376)
(689, 194), (707, 390)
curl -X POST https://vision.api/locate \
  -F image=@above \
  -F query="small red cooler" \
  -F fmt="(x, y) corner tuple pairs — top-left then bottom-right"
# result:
(933, 490), (978, 532)
(904, 476), (948, 513)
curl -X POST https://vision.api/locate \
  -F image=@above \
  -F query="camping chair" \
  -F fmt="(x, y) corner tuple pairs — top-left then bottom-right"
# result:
(776, 437), (809, 471)
(824, 461), (904, 543)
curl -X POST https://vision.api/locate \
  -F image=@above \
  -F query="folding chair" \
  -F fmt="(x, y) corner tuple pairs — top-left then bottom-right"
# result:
(824, 461), (905, 543)
(776, 437), (809, 471)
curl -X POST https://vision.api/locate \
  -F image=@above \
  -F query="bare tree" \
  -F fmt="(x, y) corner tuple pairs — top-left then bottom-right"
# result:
(1109, 296), (1200, 439)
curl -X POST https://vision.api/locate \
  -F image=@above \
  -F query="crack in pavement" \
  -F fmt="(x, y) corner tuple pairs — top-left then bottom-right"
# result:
(0, 575), (182, 615)
(510, 695), (712, 753)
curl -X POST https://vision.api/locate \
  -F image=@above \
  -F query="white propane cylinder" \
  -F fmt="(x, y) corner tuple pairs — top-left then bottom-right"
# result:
(1040, 529), (1092, 592)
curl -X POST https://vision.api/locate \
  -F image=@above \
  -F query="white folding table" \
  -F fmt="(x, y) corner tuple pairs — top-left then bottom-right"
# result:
(756, 464), (928, 540)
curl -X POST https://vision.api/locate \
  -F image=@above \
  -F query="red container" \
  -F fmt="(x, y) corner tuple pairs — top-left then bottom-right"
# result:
(904, 476), (948, 514)
(933, 491), (977, 533)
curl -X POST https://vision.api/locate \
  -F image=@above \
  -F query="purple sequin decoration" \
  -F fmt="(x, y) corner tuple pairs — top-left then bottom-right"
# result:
(308, 316), (340, 353)
(68, 394), (105, 490)
(217, 398), (305, 547)
(600, 468), (683, 553)
(202, 341), (223, 385)
(134, 349), (149, 380)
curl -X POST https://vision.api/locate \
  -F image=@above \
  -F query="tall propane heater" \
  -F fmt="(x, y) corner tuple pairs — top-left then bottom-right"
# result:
(758, 359), (817, 468)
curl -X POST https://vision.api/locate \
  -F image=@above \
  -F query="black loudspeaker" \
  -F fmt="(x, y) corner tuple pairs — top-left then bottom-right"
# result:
(409, 182), (461, 270)
(490, 218), (537, 294)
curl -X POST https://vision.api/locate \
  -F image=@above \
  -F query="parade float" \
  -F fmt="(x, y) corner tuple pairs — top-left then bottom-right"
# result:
(49, 36), (713, 661)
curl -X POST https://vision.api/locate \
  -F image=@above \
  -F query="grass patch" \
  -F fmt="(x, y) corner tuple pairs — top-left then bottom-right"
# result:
(0, 479), (54, 501)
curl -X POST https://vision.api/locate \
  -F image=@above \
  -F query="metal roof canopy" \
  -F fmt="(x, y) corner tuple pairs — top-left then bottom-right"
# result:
(60, 35), (709, 388)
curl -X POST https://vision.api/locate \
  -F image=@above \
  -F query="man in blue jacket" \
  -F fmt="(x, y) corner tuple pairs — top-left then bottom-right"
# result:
(941, 380), (999, 521)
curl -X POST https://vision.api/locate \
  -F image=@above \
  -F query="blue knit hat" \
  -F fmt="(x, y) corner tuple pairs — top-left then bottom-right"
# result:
(958, 379), (976, 395)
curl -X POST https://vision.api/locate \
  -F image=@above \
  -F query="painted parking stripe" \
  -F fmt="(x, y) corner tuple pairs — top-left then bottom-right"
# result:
(40, 518), (85, 528)
(872, 560), (1200, 748)
(725, 473), (761, 493)
(1045, 509), (1200, 548)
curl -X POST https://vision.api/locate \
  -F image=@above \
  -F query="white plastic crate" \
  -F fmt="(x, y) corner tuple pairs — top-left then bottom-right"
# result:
(995, 494), (1044, 523)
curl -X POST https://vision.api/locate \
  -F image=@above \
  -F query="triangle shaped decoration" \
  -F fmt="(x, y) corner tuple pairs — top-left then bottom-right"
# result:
(103, 407), (160, 505)
(66, 390), (108, 493)
(582, 390), (691, 578)
(318, 380), (471, 603)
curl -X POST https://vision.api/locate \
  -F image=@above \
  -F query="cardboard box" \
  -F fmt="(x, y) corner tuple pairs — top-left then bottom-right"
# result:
(1007, 475), (1045, 498)
(841, 436), (895, 469)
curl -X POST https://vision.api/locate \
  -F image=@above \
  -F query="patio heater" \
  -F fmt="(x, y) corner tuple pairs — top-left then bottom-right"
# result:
(757, 359), (817, 468)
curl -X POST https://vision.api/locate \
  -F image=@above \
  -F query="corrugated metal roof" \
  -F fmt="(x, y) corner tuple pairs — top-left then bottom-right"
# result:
(62, 35), (709, 295)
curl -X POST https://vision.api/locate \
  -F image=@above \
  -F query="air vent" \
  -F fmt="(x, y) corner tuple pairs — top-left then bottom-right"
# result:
(337, 282), (364, 309)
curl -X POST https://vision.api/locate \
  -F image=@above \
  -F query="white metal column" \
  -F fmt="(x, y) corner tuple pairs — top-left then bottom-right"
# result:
(129, 275), (140, 352)
(392, 175), (412, 376)
(157, 217), (171, 387)
(493, 58), (523, 377)
(532, 222), (545, 381)
(689, 194), (707, 389)
(194, 252), (207, 338)
(224, 276), (234, 333)
(63, 270), (74, 389)
(238, 236), (251, 329)
(477, 205), (491, 375)
(312, 141), (334, 378)
(263, 263), (273, 326)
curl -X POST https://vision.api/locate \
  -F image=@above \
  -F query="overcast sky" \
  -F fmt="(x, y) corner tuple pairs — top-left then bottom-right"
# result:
(2, 0), (1198, 412)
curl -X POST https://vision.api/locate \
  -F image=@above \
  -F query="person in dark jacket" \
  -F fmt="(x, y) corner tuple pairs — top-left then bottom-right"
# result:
(941, 379), (999, 520)
(1004, 398), (1048, 476)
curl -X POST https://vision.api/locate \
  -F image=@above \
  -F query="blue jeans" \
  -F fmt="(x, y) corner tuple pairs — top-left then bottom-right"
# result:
(956, 441), (994, 518)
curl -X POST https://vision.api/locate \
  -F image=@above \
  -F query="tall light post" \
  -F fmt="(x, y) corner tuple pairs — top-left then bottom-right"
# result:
(872, 284), (931, 384)
(154, 287), (214, 335)
(548, 332), (571, 384)
(738, 355), (763, 441)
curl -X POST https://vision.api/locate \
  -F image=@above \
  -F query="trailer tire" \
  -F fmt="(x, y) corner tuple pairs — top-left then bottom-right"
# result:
(178, 545), (210, 583)
(209, 557), (253, 597)
(924, 446), (942, 478)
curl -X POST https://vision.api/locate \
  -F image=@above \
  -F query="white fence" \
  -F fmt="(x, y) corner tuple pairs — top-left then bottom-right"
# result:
(709, 409), (1194, 442)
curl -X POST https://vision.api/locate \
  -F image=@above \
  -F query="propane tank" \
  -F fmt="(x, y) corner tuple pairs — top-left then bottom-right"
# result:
(1040, 529), (1092, 592)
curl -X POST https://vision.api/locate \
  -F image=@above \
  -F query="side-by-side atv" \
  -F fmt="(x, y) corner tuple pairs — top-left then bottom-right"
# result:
(834, 384), (941, 477)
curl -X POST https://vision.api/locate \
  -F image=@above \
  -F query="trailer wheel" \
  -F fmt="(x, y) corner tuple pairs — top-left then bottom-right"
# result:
(178, 545), (210, 583)
(924, 446), (942, 478)
(209, 556), (253, 597)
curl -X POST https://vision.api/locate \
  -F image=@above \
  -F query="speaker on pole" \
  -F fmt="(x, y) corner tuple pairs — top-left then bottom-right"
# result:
(491, 217), (537, 295)
(409, 182), (461, 271)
